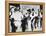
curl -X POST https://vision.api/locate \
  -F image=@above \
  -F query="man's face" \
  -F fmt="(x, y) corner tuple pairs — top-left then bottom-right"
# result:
(11, 8), (15, 12)
(23, 10), (29, 17)
(25, 12), (29, 17)
(16, 7), (20, 11)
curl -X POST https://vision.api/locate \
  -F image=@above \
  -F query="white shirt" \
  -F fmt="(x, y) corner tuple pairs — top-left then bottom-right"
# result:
(14, 11), (23, 20)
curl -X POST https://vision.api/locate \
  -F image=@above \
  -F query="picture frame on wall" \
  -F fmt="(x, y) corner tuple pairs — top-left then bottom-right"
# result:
(5, 1), (45, 36)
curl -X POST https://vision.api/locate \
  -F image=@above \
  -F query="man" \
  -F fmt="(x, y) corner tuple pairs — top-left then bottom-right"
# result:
(21, 9), (31, 32)
(30, 8), (35, 31)
(13, 5), (23, 32)
(9, 5), (17, 32)
(38, 10), (43, 29)
(26, 9), (32, 31)
(21, 9), (28, 32)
